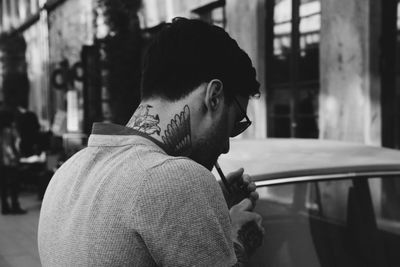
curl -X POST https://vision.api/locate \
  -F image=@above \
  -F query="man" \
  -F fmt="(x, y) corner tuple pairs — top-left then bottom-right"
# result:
(38, 18), (264, 266)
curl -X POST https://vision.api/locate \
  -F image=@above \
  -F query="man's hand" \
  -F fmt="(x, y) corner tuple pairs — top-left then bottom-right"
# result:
(220, 168), (258, 208)
(230, 198), (264, 257)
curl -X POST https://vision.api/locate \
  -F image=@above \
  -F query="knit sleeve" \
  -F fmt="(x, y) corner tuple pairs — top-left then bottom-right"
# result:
(134, 158), (237, 267)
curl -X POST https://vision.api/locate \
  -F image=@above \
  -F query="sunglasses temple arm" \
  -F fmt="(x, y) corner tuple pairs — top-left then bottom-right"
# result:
(215, 161), (232, 194)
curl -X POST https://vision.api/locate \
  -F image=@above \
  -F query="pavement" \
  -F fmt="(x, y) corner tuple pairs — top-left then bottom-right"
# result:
(0, 192), (42, 267)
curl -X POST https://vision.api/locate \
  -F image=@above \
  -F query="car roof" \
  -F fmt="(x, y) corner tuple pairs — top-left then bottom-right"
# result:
(215, 138), (400, 182)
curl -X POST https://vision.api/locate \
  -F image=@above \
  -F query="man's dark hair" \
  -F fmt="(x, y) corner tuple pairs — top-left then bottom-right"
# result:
(141, 18), (260, 102)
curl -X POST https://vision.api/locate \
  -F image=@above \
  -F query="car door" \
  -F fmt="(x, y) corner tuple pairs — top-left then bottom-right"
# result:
(249, 174), (400, 267)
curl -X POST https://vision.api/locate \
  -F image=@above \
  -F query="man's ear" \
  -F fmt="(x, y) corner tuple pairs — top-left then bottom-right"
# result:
(204, 79), (224, 111)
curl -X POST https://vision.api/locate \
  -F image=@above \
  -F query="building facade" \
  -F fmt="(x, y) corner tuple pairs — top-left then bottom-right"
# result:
(0, 0), (399, 148)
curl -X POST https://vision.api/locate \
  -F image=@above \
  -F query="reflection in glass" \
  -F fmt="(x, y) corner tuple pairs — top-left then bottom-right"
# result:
(251, 176), (400, 267)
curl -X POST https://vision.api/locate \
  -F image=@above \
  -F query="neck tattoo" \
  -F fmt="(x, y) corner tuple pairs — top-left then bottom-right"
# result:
(127, 105), (161, 135)
(127, 104), (192, 156)
(162, 105), (192, 156)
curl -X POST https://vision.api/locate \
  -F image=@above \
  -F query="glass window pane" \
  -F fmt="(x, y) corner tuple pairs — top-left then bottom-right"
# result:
(299, 0), (320, 82)
(371, 177), (400, 234)
(267, 0), (320, 138)
(251, 176), (400, 267)
(313, 179), (352, 222)
(271, 117), (291, 137)
(272, 0), (292, 82)
(295, 87), (318, 138)
(258, 184), (294, 204)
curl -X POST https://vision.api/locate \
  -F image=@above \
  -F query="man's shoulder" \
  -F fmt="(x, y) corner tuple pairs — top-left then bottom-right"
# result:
(143, 156), (218, 195)
(148, 156), (212, 177)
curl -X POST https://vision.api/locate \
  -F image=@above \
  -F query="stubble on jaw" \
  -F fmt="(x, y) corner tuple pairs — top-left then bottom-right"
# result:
(191, 112), (230, 170)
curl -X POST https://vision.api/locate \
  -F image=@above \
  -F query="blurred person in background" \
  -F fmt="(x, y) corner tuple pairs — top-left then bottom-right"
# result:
(0, 108), (27, 215)
(15, 104), (41, 157)
(14, 104), (52, 201)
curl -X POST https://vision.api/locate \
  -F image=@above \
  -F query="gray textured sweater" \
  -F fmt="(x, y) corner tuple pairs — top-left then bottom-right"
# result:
(38, 123), (236, 266)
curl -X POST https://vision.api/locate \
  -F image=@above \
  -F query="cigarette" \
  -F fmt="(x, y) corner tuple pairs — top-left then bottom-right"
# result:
(215, 161), (231, 194)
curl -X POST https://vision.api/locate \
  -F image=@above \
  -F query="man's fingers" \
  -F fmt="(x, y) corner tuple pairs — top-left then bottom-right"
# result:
(247, 182), (256, 192)
(227, 168), (244, 184)
(254, 213), (262, 225)
(242, 174), (251, 184)
(246, 212), (263, 230)
(234, 198), (253, 211)
(249, 191), (259, 201)
(243, 175), (256, 190)
(249, 213), (264, 232)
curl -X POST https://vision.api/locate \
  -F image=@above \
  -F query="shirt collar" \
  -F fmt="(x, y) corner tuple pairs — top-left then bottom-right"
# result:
(88, 123), (172, 154)
(91, 122), (139, 135)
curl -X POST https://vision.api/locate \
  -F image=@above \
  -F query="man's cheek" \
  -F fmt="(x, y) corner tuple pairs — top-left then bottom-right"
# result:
(221, 139), (230, 154)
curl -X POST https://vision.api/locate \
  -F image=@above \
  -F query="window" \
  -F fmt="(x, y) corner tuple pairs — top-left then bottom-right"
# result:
(191, 0), (226, 28)
(252, 176), (400, 267)
(266, 0), (320, 138)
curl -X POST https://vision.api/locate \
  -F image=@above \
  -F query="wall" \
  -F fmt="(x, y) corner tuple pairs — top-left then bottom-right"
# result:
(226, 0), (267, 138)
(23, 13), (51, 128)
(0, 0), (40, 33)
(140, 0), (216, 27)
(48, 0), (93, 63)
(319, 0), (382, 145)
(48, 0), (94, 132)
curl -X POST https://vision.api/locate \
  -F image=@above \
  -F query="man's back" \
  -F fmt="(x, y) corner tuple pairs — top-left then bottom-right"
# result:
(38, 124), (235, 266)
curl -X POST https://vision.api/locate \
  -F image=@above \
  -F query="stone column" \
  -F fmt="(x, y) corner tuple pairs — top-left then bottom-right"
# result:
(9, 0), (18, 28)
(226, 0), (267, 138)
(30, 0), (39, 15)
(319, 0), (381, 145)
(2, 0), (11, 31)
(18, 0), (28, 22)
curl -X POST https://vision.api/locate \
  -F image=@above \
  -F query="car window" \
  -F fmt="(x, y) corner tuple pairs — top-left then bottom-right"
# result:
(370, 177), (400, 235)
(250, 175), (400, 267)
(307, 179), (352, 222)
(257, 184), (294, 204)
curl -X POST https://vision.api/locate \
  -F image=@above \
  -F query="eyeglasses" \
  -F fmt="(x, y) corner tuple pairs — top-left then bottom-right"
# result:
(231, 96), (252, 137)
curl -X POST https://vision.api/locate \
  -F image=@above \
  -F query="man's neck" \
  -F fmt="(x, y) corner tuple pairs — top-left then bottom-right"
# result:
(126, 100), (192, 156)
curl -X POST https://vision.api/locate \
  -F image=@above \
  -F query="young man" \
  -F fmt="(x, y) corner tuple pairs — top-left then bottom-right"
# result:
(38, 18), (264, 266)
